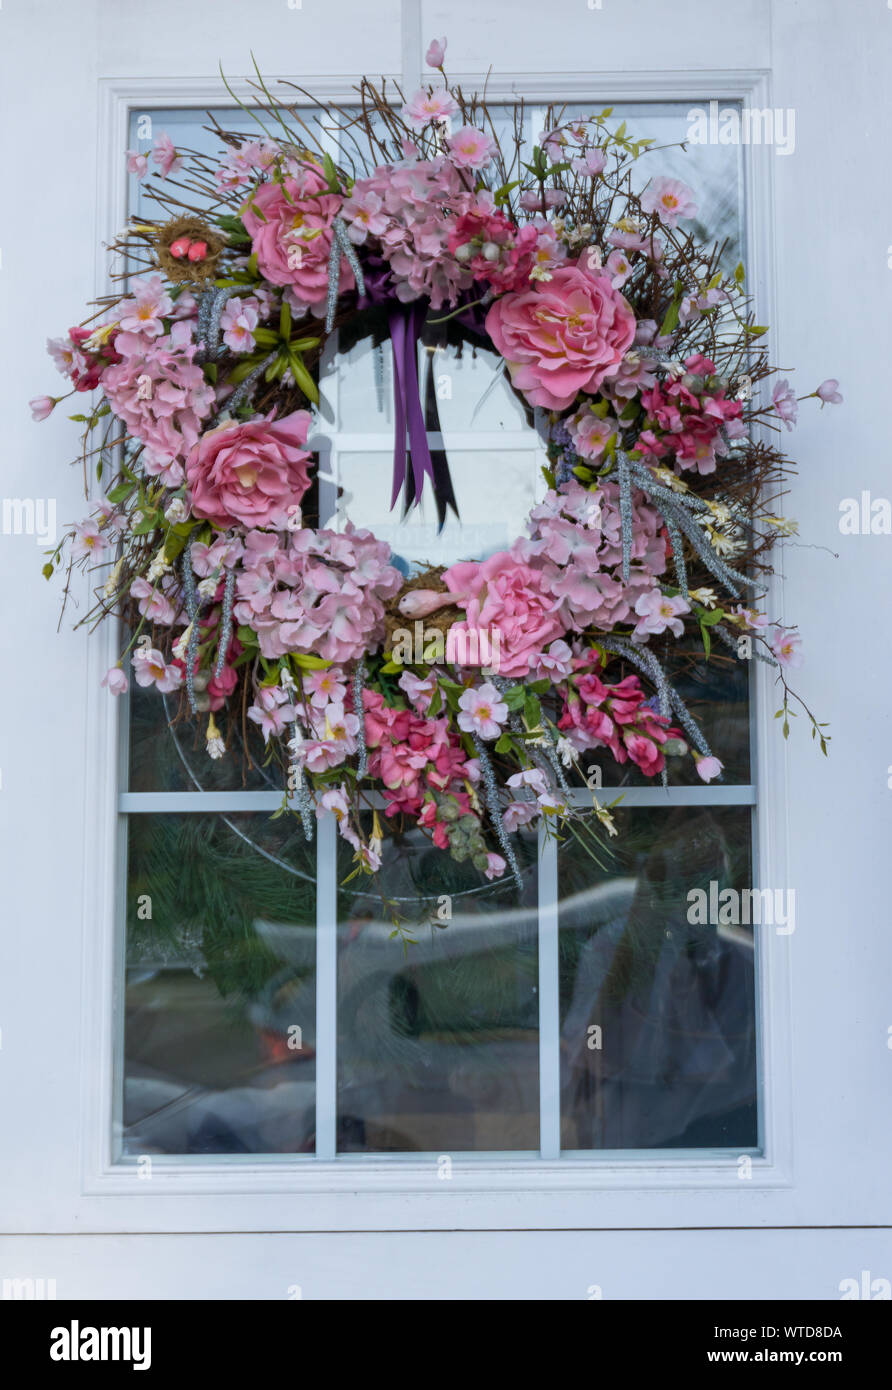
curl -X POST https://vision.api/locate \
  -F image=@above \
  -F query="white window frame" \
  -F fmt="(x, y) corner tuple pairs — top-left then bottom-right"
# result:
(78, 67), (793, 1232)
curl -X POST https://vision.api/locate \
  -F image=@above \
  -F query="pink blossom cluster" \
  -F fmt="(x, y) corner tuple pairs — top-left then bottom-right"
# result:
(231, 524), (402, 664)
(48, 327), (121, 393)
(447, 201), (540, 295)
(637, 352), (745, 474)
(362, 688), (478, 842)
(558, 662), (680, 778)
(102, 332), (216, 485)
(341, 155), (477, 309)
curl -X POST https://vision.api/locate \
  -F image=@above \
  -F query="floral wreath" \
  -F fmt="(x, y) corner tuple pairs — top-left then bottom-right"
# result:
(34, 37), (838, 903)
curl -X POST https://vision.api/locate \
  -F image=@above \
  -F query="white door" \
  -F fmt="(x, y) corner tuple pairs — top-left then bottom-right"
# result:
(1, 0), (890, 1300)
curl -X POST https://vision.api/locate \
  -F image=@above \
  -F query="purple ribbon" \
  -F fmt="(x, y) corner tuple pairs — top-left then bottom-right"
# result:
(389, 305), (436, 512)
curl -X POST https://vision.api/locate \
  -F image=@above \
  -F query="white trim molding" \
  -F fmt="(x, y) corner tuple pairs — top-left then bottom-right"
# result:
(75, 68), (794, 1234)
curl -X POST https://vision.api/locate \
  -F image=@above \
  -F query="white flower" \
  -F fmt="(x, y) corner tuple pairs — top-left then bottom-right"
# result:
(146, 547), (171, 583)
(205, 714), (225, 760)
(164, 497), (187, 524)
(197, 576), (218, 600)
(172, 624), (192, 660)
(103, 556), (124, 599)
(556, 737), (576, 768)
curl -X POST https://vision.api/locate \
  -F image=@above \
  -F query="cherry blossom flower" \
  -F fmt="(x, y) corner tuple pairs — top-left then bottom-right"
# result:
(132, 646), (183, 693)
(771, 626), (803, 668)
(816, 378), (843, 405)
(71, 520), (109, 561)
(447, 126), (496, 169)
(152, 132), (183, 178)
(484, 853), (506, 880)
(220, 297), (259, 353)
(425, 36), (447, 67)
(402, 88), (459, 130)
(694, 754), (724, 783)
(640, 176), (697, 227)
(29, 395), (56, 421)
(772, 379), (798, 431)
(126, 150), (148, 178)
(117, 276), (173, 339)
(632, 590), (690, 640)
(457, 683), (508, 739)
(101, 664), (129, 695)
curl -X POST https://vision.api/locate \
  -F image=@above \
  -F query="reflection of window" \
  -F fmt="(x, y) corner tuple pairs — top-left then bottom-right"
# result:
(119, 101), (758, 1162)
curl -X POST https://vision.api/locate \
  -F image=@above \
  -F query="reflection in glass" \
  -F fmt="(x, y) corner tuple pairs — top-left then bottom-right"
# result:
(121, 815), (316, 1155)
(559, 808), (758, 1150)
(336, 826), (539, 1152)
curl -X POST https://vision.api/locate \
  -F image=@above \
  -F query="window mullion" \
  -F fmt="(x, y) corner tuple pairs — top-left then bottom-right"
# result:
(537, 822), (561, 1159)
(315, 811), (339, 1159)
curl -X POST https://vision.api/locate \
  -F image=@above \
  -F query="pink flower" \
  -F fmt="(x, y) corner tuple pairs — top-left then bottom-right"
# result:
(632, 590), (690, 640)
(484, 258), (637, 410)
(152, 132), (183, 178)
(71, 520), (109, 561)
(186, 411), (315, 530)
(772, 379), (798, 431)
(457, 682), (508, 739)
(640, 176), (697, 227)
(402, 88), (459, 130)
(132, 646), (183, 693)
(101, 665), (129, 695)
(771, 627), (803, 668)
(507, 768), (549, 797)
(571, 149), (607, 178)
(29, 395), (56, 421)
(399, 670), (437, 712)
(130, 577), (177, 626)
(816, 378), (843, 405)
(605, 248), (633, 289)
(425, 36), (447, 67)
(117, 275), (172, 338)
(567, 408), (617, 460)
(126, 150), (148, 178)
(533, 640), (575, 680)
(447, 126), (496, 170)
(484, 853), (506, 880)
(241, 165), (352, 312)
(503, 801), (539, 832)
(102, 334), (214, 467)
(303, 667), (348, 709)
(694, 754), (724, 783)
(220, 298), (259, 353)
(444, 550), (567, 679)
(339, 187), (389, 245)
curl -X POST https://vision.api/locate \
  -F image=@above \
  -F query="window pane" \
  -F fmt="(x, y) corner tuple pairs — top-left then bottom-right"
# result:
(121, 814), (316, 1156)
(336, 824), (539, 1152)
(558, 807), (758, 1150)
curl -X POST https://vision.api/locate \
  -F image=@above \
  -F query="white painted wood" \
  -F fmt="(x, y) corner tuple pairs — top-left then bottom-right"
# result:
(0, 0), (889, 1273)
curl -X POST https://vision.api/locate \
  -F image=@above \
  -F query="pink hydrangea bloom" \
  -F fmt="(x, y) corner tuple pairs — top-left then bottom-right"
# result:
(443, 550), (567, 679)
(102, 334), (215, 469)
(484, 258), (637, 410)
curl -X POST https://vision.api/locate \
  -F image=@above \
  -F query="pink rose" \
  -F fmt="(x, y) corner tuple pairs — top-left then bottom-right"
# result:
(443, 549), (566, 679)
(186, 411), (315, 530)
(241, 164), (353, 311)
(484, 258), (636, 410)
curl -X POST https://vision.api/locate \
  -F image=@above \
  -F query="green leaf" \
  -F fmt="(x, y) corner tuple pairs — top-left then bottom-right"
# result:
(203, 362), (218, 384)
(288, 351), (319, 404)
(42, 561), (55, 580)
(322, 151), (340, 193)
(744, 324), (769, 337)
(106, 481), (135, 505)
(734, 261), (746, 285)
(236, 626), (259, 647)
(494, 733), (513, 754)
(279, 299), (292, 340)
(503, 686), (526, 711)
(524, 694), (542, 729)
(378, 659), (402, 674)
(293, 652), (332, 670)
(699, 622), (712, 660)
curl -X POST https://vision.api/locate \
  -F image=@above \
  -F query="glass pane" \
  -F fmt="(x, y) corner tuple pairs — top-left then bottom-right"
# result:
(121, 814), (316, 1156)
(336, 824), (539, 1152)
(128, 680), (276, 794)
(336, 449), (541, 569)
(558, 807), (758, 1150)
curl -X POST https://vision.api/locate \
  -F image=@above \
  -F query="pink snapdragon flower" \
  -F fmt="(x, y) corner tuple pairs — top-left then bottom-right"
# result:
(457, 683), (508, 739)
(640, 176), (697, 227)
